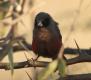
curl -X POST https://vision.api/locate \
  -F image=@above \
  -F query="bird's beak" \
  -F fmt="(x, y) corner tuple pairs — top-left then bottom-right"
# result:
(38, 21), (43, 27)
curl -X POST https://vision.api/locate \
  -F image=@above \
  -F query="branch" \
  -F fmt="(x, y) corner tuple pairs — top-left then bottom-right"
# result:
(0, 38), (91, 62)
(0, 37), (91, 67)
(0, 52), (91, 70)
(64, 48), (91, 55)
(0, 60), (91, 80)
(0, 60), (49, 70)
(67, 54), (91, 65)
(59, 73), (91, 80)
(12, 41), (91, 55)
(0, 58), (91, 80)
(0, 49), (90, 80)
(13, 46), (91, 55)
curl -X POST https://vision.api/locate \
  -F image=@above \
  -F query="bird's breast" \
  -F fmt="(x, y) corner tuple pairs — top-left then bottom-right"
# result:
(37, 28), (52, 42)
(32, 27), (62, 59)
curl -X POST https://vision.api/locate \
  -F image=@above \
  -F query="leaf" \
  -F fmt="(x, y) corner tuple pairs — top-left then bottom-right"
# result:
(58, 59), (66, 77)
(8, 42), (14, 75)
(38, 60), (58, 80)
(0, 28), (14, 61)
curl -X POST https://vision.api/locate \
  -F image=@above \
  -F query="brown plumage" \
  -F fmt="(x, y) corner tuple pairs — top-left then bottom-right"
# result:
(32, 12), (63, 60)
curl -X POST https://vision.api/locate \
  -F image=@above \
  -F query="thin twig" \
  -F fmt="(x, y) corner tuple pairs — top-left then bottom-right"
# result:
(25, 71), (32, 80)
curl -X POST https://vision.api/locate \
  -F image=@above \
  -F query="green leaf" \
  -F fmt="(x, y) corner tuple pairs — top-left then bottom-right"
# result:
(38, 60), (58, 80)
(8, 46), (14, 75)
(58, 59), (66, 77)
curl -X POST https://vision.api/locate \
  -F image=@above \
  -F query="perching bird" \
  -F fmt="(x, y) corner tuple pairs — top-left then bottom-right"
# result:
(32, 12), (63, 60)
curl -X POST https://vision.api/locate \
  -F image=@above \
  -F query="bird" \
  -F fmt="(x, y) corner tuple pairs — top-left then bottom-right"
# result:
(32, 12), (64, 60)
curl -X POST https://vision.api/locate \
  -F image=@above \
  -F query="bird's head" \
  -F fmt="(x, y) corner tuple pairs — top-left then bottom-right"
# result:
(34, 12), (52, 28)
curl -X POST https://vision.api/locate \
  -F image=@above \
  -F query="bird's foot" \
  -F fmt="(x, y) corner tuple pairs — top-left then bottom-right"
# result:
(30, 56), (39, 69)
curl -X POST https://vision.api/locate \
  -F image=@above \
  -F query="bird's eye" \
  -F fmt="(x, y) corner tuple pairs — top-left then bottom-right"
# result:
(42, 18), (50, 26)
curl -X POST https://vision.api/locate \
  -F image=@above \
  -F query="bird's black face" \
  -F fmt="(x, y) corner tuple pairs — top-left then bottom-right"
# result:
(35, 12), (51, 28)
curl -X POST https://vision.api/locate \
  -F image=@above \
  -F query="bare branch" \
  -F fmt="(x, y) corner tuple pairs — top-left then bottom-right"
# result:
(0, 60), (49, 70)
(64, 48), (91, 55)
(67, 54), (91, 65)
(59, 73), (91, 80)
(0, 51), (91, 70)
